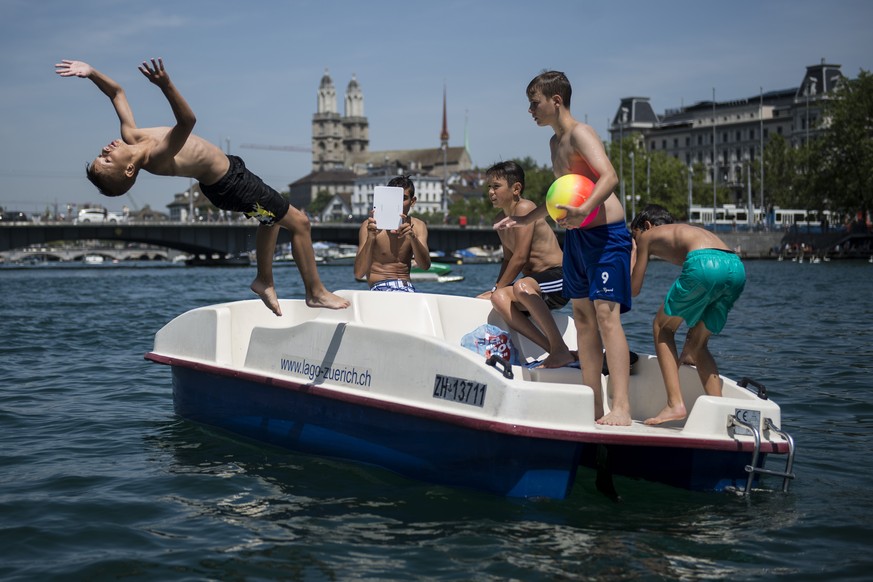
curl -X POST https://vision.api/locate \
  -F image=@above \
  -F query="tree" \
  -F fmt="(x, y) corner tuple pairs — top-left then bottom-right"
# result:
(608, 138), (698, 220)
(307, 190), (334, 216)
(818, 69), (873, 215)
(763, 134), (798, 208)
(515, 156), (554, 205)
(636, 150), (693, 220)
(447, 193), (492, 226)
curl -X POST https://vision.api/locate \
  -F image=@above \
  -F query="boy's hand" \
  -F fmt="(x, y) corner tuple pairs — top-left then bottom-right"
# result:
(494, 215), (519, 230)
(55, 60), (93, 78)
(364, 215), (380, 236)
(138, 58), (170, 88)
(395, 214), (414, 237)
(557, 204), (591, 229)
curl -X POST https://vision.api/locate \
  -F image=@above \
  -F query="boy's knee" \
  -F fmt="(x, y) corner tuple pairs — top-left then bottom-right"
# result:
(513, 279), (536, 300)
(491, 288), (512, 309)
(282, 206), (311, 230)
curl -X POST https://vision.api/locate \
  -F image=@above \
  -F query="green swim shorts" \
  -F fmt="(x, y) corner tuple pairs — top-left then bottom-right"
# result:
(664, 248), (746, 334)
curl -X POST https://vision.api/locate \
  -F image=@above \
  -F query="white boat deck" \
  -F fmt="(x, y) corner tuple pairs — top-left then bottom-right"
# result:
(150, 290), (788, 449)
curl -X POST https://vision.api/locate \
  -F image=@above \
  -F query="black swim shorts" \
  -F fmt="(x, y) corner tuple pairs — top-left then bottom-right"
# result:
(200, 155), (291, 226)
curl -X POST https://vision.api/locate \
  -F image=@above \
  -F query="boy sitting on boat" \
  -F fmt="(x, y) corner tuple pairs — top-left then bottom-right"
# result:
(478, 161), (575, 369)
(630, 204), (746, 425)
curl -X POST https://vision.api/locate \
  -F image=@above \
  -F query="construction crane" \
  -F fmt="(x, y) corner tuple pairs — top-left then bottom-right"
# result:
(125, 192), (140, 212)
(239, 143), (312, 153)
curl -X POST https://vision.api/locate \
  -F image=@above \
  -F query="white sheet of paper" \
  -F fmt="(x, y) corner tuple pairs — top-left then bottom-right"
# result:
(373, 186), (403, 230)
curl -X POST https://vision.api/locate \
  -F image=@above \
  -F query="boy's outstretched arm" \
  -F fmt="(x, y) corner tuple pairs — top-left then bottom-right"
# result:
(55, 59), (137, 140)
(630, 235), (649, 296)
(137, 58), (196, 162)
(494, 204), (548, 230)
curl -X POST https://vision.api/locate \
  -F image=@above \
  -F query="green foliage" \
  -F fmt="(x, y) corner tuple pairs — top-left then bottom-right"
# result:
(447, 193), (493, 226)
(439, 157), (557, 226)
(411, 210), (448, 225)
(609, 138), (708, 221)
(515, 157), (554, 205)
(817, 69), (873, 214)
(307, 190), (334, 215)
(763, 134), (797, 207)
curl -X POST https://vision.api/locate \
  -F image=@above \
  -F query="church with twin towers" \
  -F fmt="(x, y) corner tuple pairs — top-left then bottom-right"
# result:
(288, 69), (473, 219)
(310, 68), (369, 172)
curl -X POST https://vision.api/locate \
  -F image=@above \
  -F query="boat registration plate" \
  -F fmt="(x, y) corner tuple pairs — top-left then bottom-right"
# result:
(433, 374), (487, 407)
(733, 408), (761, 436)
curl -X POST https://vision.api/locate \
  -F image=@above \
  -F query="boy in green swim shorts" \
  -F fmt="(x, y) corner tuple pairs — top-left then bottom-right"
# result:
(630, 204), (746, 425)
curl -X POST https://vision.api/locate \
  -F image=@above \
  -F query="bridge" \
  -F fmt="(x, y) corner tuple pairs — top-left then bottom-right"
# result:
(0, 221), (507, 258)
(7, 221), (853, 263)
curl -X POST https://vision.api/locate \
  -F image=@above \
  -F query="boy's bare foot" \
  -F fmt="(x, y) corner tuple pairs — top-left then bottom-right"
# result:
(596, 408), (632, 426)
(251, 278), (282, 316)
(537, 349), (577, 369)
(306, 290), (350, 310)
(644, 403), (687, 425)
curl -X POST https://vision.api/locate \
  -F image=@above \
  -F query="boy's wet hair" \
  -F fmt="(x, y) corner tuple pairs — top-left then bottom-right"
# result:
(631, 204), (675, 231)
(85, 161), (133, 197)
(485, 161), (525, 193)
(387, 175), (415, 197)
(527, 70), (571, 108)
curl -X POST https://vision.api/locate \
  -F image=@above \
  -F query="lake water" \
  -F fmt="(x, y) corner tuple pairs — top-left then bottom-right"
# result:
(1, 259), (872, 580)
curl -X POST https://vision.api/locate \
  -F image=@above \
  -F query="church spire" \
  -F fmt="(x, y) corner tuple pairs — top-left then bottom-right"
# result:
(440, 84), (449, 146)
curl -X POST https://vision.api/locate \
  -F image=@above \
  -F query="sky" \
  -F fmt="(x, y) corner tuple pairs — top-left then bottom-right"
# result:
(1, 0), (871, 216)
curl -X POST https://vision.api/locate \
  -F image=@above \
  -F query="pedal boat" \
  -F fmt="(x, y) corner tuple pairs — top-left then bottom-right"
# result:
(146, 290), (795, 499)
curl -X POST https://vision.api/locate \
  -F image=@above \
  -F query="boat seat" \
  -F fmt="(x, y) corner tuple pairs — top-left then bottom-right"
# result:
(351, 291), (444, 338)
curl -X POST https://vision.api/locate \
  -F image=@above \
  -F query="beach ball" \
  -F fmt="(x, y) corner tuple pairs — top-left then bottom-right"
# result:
(546, 174), (598, 227)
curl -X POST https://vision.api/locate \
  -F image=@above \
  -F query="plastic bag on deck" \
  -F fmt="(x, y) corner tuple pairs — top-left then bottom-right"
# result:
(460, 324), (521, 366)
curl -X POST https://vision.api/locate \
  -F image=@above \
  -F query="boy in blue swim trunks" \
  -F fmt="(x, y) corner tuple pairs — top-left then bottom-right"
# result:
(630, 204), (746, 425)
(496, 71), (633, 426)
(56, 57), (349, 316)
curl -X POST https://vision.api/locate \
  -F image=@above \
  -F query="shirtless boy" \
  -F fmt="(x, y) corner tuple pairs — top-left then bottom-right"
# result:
(496, 71), (634, 426)
(354, 175), (430, 291)
(477, 161), (574, 368)
(55, 57), (348, 315)
(630, 204), (746, 425)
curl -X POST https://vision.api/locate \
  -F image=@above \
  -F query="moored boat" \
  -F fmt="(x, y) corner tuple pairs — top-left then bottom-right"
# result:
(451, 246), (503, 264)
(410, 263), (464, 283)
(146, 291), (795, 499)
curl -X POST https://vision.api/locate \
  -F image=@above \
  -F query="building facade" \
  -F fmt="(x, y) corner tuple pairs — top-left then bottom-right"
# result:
(292, 71), (473, 218)
(609, 60), (844, 193)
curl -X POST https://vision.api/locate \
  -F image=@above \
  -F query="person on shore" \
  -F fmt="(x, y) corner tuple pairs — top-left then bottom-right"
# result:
(55, 58), (348, 315)
(495, 71), (634, 426)
(630, 204), (746, 425)
(477, 161), (574, 368)
(354, 175), (430, 291)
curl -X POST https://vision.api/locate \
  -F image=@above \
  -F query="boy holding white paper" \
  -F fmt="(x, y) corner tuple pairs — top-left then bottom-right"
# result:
(354, 176), (431, 291)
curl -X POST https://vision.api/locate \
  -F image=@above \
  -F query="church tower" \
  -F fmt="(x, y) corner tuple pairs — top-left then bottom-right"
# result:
(312, 69), (345, 171)
(342, 74), (369, 157)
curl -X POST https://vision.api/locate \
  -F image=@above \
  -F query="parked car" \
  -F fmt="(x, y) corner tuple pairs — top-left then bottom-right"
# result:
(0, 210), (30, 222)
(75, 208), (124, 224)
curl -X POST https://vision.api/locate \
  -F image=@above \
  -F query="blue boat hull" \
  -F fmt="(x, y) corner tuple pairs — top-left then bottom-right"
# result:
(171, 365), (767, 497)
(172, 366), (583, 499)
(578, 443), (765, 492)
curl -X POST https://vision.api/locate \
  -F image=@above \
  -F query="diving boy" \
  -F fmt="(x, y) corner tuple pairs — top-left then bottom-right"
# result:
(630, 204), (746, 425)
(55, 57), (349, 315)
